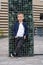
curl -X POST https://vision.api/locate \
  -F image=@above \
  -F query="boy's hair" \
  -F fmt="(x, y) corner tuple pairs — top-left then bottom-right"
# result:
(17, 12), (24, 16)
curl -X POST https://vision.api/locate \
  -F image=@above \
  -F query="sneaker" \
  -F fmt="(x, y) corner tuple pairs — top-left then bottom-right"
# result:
(11, 52), (16, 57)
(14, 52), (16, 55)
(9, 53), (13, 57)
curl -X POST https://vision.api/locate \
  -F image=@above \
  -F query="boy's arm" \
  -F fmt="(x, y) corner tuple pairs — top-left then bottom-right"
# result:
(24, 22), (29, 39)
(13, 23), (16, 37)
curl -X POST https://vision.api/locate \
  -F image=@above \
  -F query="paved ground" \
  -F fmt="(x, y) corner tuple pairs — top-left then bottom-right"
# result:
(0, 35), (43, 65)
(34, 35), (43, 54)
(0, 55), (43, 65)
(0, 37), (8, 56)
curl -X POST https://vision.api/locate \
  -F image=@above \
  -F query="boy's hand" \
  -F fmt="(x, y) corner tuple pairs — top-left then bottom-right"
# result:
(15, 36), (17, 38)
(24, 36), (26, 39)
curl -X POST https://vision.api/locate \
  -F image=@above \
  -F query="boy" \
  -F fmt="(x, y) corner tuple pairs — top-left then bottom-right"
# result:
(12, 12), (28, 57)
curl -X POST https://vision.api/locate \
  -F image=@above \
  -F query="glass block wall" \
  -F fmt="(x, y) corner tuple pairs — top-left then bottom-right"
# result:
(9, 0), (34, 56)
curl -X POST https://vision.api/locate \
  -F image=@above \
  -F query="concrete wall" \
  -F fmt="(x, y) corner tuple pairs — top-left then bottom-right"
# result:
(0, 0), (8, 36)
(33, 0), (43, 27)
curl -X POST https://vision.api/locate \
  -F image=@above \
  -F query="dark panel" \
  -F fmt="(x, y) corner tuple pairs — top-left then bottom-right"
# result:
(9, 0), (34, 56)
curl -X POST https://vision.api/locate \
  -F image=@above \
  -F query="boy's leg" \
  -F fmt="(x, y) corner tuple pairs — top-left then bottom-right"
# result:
(14, 37), (24, 55)
(12, 38), (19, 56)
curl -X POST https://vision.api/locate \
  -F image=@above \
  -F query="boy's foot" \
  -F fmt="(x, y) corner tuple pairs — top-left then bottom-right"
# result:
(9, 53), (13, 57)
(14, 52), (16, 55)
(9, 52), (18, 57)
(9, 53), (16, 57)
(12, 52), (17, 57)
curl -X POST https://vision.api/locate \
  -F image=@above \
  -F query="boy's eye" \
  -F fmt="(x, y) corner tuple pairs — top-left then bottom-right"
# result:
(18, 16), (23, 17)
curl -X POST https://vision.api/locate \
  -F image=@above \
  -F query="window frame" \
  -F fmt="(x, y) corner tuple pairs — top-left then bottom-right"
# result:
(40, 13), (43, 20)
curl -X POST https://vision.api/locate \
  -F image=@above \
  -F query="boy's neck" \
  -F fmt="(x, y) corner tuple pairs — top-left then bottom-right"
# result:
(19, 21), (23, 23)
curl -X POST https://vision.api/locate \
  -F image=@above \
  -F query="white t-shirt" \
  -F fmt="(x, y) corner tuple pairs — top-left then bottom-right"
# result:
(16, 22), (24, 37)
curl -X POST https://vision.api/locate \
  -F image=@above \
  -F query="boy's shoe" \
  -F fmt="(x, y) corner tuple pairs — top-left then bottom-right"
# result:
(9, 53), (13, 57)
(12, 52), (17, 57)
(9, 52), (19, 57)
(13, 52), (16, 55)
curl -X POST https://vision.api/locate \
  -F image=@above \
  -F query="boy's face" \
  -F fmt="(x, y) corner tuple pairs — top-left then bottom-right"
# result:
(17, 14), (24, 22)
